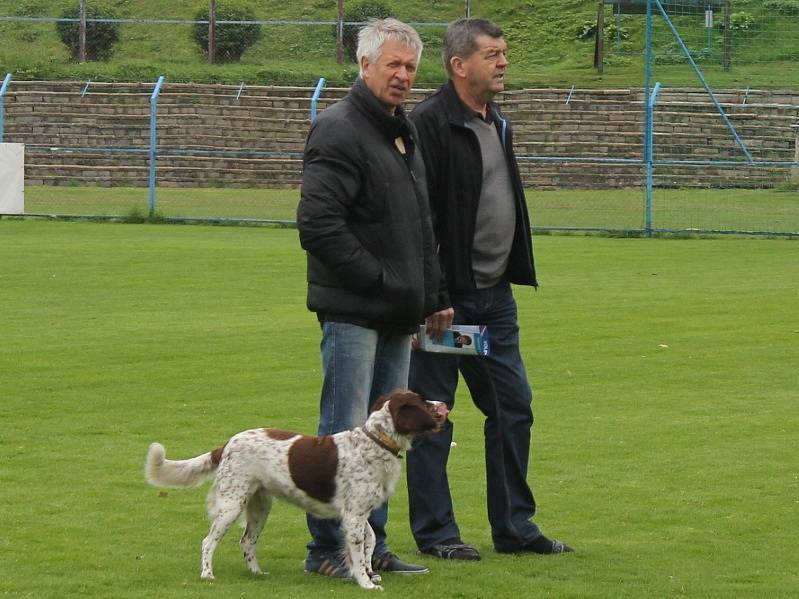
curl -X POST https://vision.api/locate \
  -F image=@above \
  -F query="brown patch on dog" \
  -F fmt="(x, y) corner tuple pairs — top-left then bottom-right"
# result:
(210, 444), (227, 467)
(287, 435), (338, 503)
(385, 392), (438, 436)
(263, 428), (297, 441)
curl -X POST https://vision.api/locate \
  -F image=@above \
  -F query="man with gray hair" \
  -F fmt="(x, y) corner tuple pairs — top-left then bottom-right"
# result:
(297, 18), (449, 579)
(406, 18), (574, 560)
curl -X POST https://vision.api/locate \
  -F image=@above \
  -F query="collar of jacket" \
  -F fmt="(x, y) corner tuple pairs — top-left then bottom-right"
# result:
(349, 77), (412, 143)
(441, 79), (505, 127)
(440, 79), (508, 149)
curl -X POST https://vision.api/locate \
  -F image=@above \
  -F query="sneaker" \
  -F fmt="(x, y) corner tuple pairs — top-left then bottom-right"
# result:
(419, 538), (481, 561)
(304, 553), (351, 579)
(371, 551), (429, 574)
(495, 535), (574, 555)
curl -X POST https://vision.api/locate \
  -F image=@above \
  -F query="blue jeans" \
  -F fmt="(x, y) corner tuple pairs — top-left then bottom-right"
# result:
(407, 280), (541, 552)
(306, 321), (412, 558)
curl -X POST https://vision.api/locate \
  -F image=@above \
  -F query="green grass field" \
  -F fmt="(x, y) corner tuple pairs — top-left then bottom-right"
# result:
(22, 184), (799, 235)
(1, 220), (797, 598)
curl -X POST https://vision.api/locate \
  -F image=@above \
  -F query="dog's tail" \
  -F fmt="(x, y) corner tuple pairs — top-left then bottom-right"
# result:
(144, 442), (226, 488)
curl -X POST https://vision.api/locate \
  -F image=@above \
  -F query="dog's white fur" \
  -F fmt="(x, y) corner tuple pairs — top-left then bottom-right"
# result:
(145, 390), (445, 590)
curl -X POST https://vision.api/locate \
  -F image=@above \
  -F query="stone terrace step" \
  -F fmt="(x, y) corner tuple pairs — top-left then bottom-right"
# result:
(5, 81), (798, 189)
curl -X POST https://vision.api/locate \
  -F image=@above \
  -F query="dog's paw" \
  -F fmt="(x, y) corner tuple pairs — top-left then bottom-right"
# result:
(369, 572), (383, 585)
(358, 581), (383, 591)
(200, 572), (215, 582)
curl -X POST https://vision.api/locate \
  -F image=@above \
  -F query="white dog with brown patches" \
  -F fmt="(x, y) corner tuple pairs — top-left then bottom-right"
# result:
(145, 390), (447, 591)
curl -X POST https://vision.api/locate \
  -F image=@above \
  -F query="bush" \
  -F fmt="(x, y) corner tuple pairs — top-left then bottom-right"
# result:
(576, 19), (628, 42)
(338, 1), (394, 63)
(191, 1), (262, 63)
(728, 11), (755, 32)
(763, 0), (799, 16)
(55, 1), (120, 61)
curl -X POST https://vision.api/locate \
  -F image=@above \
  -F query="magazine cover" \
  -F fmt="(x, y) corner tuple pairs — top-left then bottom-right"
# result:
(415, 324), (489, 356)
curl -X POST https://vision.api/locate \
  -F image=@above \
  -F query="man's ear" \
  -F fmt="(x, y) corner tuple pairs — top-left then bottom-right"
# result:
(360, 55), (371, 78)
(450, 56), (466, 79)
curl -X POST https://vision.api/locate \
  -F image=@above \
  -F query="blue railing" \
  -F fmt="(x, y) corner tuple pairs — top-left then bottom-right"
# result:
(0, 73), (12, 142)
(148, 75), (166, 218)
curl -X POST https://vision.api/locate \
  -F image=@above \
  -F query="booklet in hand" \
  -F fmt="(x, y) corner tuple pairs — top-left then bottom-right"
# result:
(415, 324), (489, 356)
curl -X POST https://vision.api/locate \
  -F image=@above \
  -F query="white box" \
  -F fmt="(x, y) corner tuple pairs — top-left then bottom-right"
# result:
(415, 324), (490, 356)
(0, 143), (24, 214)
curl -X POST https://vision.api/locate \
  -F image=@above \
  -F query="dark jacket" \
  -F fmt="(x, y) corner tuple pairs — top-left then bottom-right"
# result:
(410, 80), (537, 295)
(297, 78), (442, 333)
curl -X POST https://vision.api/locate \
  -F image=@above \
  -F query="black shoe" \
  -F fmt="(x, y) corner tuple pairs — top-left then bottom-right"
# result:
(419, 538), (481, 561)
(496, 535), (574, 555)
(371, 552), (429, 574)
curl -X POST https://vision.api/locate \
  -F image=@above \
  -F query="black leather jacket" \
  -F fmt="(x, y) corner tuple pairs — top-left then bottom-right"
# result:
(410, 81), (537, 294)
(298, 78), (442, 333)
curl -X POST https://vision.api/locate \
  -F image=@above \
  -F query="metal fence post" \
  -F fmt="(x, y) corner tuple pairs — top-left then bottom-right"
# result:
(792, 124), (799, 185)
(646, 82), (662, 238)
(208, 0), (216, 64)
(643, 0), (654, 237)
(148, 76), (166, 218)
(310, 77), (326, 122)
(0, 73), (11, 142)
(79, 0), (87, 63)
(336, 0), (344, 64)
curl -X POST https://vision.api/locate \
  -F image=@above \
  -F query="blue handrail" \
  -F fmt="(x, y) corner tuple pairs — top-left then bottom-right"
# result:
(0, 73), (12, 142)
(148, 75), (166, 218)
(311, 77), (326, 122)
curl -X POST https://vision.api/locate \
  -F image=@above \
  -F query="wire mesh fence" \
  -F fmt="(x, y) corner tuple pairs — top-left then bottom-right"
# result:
(602, 0), (799, 75)
(0, 1), (797, 235)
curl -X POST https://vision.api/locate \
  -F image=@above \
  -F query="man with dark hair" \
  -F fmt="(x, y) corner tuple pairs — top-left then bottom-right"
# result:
(298, 18), (448, 579)
(406, 18), (574, 561)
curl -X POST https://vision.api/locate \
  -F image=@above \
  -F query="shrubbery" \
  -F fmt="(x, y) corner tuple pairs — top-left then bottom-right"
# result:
(339, 1), (394, 62)
(576, 19), (628, 42)
(56, 1), (120, 61)
(727, 11), (755, 32)
(191, 1), (262, 63)
(763, 0), (799, 15)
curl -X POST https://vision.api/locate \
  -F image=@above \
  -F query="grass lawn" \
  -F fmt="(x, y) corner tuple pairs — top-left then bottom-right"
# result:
(21, 184), (799, 235)
(1, 220), (797, 597)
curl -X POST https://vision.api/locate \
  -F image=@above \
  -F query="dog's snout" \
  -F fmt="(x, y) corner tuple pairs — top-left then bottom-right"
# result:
(430, 401), (449, 418)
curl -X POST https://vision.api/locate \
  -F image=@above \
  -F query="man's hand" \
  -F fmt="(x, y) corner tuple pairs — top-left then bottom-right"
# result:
(425, 307), (455, 340)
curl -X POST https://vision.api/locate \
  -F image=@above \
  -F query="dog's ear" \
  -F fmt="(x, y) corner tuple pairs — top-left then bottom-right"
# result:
(370, 389), (418, 414)
(388, 393), (437, 435)
(369, 394), (391, 413)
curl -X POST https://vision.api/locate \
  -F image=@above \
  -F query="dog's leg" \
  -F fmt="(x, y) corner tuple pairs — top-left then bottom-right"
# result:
(341, 512), (382, 590)
(364, 522), (382, 585)
(201, 482), (248, 580)
(240, 487), (272, 575)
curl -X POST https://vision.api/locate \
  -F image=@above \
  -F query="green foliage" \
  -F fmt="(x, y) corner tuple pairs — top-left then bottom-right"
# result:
(339, 0), (394, 63)
(0, 0), (797, 88)
(191, 0), (262, 62)
(13, 0), (49, 17)
(763, 0), (799, 15)
(55, 1), (120, 61)
(654, 42), (713, 64)
(576, 19), (629, 41)
(728, 11), (756, 31)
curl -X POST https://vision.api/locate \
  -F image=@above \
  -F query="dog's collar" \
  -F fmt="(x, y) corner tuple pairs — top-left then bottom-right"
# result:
(363, 428), (403, 459)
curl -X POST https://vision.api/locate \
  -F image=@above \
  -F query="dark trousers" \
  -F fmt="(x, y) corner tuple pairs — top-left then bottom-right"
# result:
(407, 280), (541, 551)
